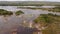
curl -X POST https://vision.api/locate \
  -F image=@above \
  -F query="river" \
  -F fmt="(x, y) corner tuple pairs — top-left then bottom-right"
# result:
(0, 6), (60, 34)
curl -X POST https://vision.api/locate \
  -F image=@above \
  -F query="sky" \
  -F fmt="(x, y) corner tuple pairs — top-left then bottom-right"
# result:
(0, 0), (60, 2)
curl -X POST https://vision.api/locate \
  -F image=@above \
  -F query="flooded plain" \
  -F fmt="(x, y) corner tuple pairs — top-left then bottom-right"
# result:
(0, 6), (60, 34)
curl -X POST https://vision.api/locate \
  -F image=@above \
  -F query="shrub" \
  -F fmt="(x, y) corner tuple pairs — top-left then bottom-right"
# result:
(15, 10), (24, 16)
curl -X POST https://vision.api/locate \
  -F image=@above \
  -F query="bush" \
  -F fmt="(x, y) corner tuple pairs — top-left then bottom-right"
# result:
(15, 10), (24, 16)
(0, 9), (13, 16)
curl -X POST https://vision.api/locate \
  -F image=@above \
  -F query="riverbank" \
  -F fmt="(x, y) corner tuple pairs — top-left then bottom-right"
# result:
(33, 13), (60, 34)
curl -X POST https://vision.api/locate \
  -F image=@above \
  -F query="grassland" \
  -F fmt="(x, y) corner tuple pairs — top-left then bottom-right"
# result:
(0, 1), (60, 6)
(47, 6), (60, 12)
(40, 6), (60, 12)
(34, 13), (60, 34)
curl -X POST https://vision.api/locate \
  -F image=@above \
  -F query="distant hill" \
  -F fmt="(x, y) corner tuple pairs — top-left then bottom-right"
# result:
(0, 1), (60, 6)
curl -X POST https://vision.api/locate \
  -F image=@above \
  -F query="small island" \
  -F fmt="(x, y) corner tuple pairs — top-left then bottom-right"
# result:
(47, 6), (60, 12)
(41, 6), (60, 12)
(15, 10), (24, 16)
(0, 9), (13, 16)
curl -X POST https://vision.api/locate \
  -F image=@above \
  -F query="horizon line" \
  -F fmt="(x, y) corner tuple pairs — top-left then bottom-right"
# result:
(0, 1), (60, 2)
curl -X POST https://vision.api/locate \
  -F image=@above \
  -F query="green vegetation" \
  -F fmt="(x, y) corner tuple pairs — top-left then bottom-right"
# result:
(34, 13), (60, 34)
(41, 6), (60, 12)
(29, 8), (42, 10)
(0, 9), (24, 16)
(15, 10), (24, 16)
(0, 9), (13, 16)
(48, 6), (60, 12)
(0, 1), (60, 6)
(34, 13), (55, 26)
